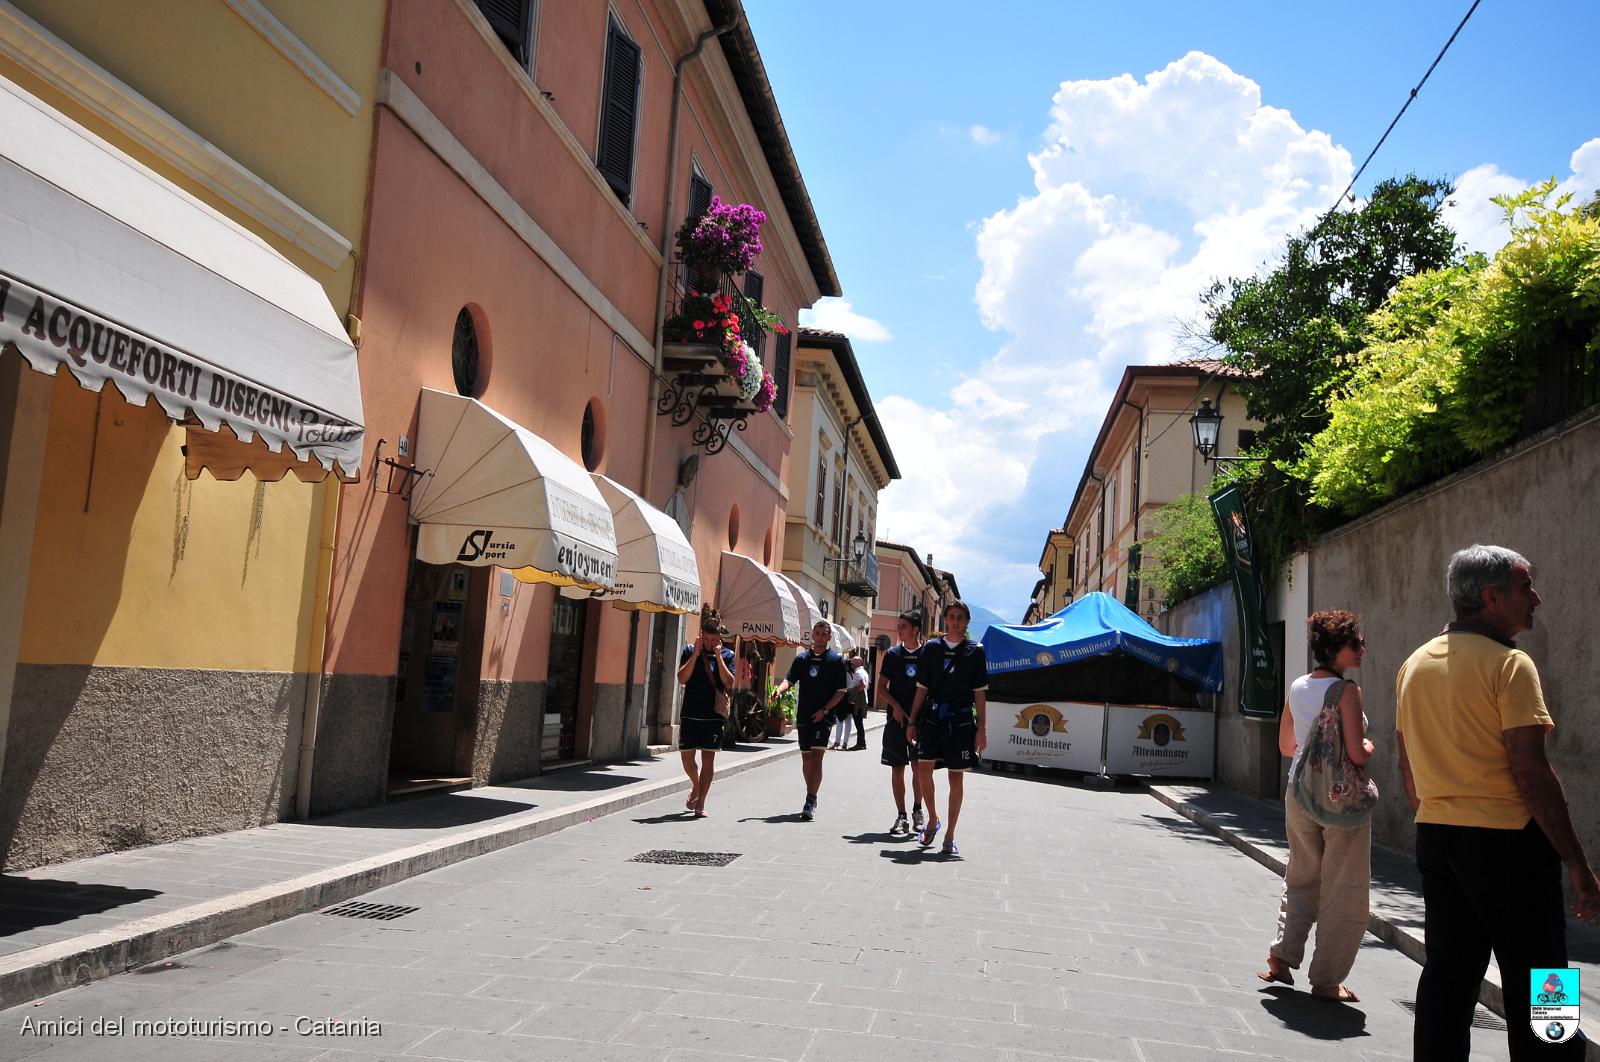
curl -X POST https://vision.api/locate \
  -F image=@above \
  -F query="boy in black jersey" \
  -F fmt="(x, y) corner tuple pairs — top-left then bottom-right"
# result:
(772, 620), (848, 821)
(675, 607), (735, 817)
(876, 610), (928, 838)
(907, 601), (989, 857)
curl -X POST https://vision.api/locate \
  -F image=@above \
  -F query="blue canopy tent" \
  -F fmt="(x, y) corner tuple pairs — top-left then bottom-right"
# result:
(982, 593), (1223, 709)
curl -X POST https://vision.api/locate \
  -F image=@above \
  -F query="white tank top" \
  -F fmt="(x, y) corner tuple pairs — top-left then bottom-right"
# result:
(1287, 673), (1366, 774)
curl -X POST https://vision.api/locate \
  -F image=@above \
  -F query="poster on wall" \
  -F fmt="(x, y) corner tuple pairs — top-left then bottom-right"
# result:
(983, 701), (1104, 773)
(1209, 484), (1279, 717)
(429, 602), (462, 655)
(1103, 705), (1215, 778)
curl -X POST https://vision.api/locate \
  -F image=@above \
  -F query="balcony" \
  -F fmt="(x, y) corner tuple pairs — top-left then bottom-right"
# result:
(655, 268), (771, 455)
(838, 551), (879, 597)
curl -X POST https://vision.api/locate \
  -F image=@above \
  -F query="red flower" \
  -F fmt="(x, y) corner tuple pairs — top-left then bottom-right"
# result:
(692, 320), (705, 330)
(728, 315), (740, 327)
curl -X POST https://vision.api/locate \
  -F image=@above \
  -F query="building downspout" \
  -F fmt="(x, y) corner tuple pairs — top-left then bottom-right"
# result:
(640, 12), (741, 505)
(294, 473), (341, 820)
(1089, 471), (1106, 592)
(1120, 398), (1146, 610)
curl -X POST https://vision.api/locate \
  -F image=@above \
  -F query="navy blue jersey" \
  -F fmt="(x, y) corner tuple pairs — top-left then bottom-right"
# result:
(879, 643), (924, 713)
(679, 644), (735, 722)
(914, 638), (989, 712)
(786, 648), (848, 720)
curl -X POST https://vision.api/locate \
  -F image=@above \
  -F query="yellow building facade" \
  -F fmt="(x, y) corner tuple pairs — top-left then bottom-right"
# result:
(0, 0), (384, 868)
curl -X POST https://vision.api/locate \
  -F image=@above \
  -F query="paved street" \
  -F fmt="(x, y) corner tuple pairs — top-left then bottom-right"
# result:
(0, 748), (1510, 1062)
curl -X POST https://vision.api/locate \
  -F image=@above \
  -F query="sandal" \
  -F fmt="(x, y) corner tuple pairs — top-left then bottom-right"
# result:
(940, 842), (960, 858)
(1257, 965), (1294, 987)
(1311, 986), (1360, 1003)
(918, 819), (941, 848)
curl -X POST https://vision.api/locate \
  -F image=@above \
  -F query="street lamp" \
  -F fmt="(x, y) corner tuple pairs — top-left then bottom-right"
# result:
(1190, 398), (1222, 461)
(851, 530), (867, 564)
(822, 531), (870, 623)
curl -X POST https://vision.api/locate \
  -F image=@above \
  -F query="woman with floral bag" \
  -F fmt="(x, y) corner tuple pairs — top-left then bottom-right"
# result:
(1258, 610), (1376, 1003)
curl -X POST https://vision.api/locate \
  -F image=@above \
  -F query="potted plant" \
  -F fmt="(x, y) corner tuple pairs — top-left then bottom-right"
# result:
(766, 680), (796, 738)
(662, 291), (783, 413)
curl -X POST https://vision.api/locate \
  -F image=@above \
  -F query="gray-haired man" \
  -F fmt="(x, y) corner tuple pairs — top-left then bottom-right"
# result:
(1396, 544), (1598, 1059)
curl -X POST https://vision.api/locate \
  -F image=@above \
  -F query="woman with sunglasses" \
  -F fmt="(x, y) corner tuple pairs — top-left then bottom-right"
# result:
(1259, 610), (1375, 1003)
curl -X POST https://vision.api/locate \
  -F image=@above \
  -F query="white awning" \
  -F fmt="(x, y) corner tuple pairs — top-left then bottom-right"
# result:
(410, 389), (618, 590)
(0, 74), (364, 478)
(775, 573), (823, 635)
(717, 551), (801, 644)
(830, 622), (857, 653)
(592, 475), (701, 614)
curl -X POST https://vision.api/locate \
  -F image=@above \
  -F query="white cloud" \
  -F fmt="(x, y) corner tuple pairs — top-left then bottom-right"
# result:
(799, 298), (892, 342)
(1443, 137), (1600, 254)
(877, 51), (1353, 613)
(969, 124), (1003, 146)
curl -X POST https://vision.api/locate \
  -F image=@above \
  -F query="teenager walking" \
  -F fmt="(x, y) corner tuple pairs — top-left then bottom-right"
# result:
(772, 620), (848, 821)
(876, 611), (928, 838)
(674, 607), (735, 818)
(907, 601), (988, 857)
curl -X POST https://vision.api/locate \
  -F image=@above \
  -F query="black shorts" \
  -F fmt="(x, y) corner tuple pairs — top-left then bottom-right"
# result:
(881, 717), (912, 767)
(680, 716), (724, 751)
(913, 711), (977, 772)
(797, 716), (832, 752)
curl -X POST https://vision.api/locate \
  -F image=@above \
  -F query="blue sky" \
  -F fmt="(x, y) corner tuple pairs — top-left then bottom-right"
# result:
(745, 1), (1600, 621)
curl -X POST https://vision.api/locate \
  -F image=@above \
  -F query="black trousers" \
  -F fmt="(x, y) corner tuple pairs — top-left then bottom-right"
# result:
(849, 691), (867, 744)
(1414, 820), (1587, 1061)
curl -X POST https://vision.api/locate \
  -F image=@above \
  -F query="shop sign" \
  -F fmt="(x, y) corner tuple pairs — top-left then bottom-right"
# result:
(1209, 483), (1279, 717)
(0, 274), (361, 471)
(984, 701), (1104, 773)
(1103, 706), (1214, 777)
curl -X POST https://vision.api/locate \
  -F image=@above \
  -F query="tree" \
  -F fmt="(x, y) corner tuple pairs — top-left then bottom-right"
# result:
(1138, 493), (1228, 609)
(1201, 176), (1463, 572)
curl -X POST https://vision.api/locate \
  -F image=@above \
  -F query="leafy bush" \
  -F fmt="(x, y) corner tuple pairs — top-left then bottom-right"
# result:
(1138, 492), (1229, 609)
(1297, 182), (1600, 514)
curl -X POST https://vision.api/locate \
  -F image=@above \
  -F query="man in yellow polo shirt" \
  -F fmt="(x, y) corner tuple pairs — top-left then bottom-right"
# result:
(1396, 544), (1599, 1061)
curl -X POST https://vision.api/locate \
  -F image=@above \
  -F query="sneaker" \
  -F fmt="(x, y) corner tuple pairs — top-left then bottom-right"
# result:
(889, 814), (910, 838)
(911, 807), (926, 833)
(800, 797), (815, 821)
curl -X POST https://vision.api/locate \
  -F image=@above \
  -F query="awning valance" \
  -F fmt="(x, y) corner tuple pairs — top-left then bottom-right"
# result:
(717, 551), (801, 644)
(775, 573), (823, 636)
(0, 74), (364, 478)
(410, 389), (618, 590)
(592, 475), (701, 614)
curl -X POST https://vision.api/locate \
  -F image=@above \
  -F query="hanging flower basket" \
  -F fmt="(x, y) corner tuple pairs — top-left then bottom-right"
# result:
(663, 292), (779, 413)
(675, 197), (766, 276)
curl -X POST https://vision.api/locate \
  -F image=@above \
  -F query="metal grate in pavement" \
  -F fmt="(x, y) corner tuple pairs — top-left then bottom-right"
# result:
(1392, 998), (1507, 1031)
(321, 901), (419, 921)
(629, 850), (741, 867)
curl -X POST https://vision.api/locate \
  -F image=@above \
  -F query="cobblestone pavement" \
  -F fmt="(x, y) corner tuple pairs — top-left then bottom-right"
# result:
(0, 747), (1511, 1062)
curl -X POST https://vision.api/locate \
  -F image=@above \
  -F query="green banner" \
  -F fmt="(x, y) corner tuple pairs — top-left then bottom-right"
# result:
(1209, 484), (1279, 718)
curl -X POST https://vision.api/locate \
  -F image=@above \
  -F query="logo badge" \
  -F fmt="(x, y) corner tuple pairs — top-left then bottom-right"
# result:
(905, 663), (917, 678)
(1013, 704), (1069, 736)
(1136, 713), (1187, 745)
(1530, 968), (1581, 1043)
(457, 529), (492, 562)
(1035, 651), (1054, 668)
(808, 666), (818, 678)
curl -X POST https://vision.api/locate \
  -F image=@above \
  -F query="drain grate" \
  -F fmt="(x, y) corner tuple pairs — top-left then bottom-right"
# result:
(321, 901), (419, 921)
(1392, 999), (1507, 1031)
(629, 850), (741, 867)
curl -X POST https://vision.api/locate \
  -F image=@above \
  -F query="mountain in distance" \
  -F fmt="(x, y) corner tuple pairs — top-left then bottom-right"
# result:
(966, 604), (1013, 641)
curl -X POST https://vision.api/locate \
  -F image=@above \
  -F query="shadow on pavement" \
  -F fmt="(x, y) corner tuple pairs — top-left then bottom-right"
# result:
(633, 811), (696, 825)
(737, 814), (805, 824)
(0, 876), (162, 937)
(309, 793), (538, 830)
(502, 766), (652, 792)
(1256, 985), (1371, 1039)
(842, 832), (906, 845)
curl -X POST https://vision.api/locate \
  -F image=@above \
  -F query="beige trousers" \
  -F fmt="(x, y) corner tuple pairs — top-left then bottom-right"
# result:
(1269, 791), (1372, 987)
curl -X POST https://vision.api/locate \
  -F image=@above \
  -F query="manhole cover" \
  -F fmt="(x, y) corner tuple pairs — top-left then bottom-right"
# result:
(629, 850), (741, 867)
(321, 901), (419, 921)
(1392, 999), (1506, 1030)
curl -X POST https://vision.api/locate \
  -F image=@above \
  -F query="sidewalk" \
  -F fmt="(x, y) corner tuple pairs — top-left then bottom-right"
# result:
(0, 724), (880, 1010)
(1149, 783), (1600, 1061)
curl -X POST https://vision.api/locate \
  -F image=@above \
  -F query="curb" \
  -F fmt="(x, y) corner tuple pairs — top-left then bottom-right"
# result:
(0, 731), (834, 1010)
(1146, 785), (1600, 1061)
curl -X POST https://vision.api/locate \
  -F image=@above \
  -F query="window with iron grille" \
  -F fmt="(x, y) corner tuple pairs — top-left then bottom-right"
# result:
(773, 331), (792, 417)
(596, 18), (641, 205)
(476, 0), (534, 69)
(452, 308), (482, 397)
(814, 454), (827, 527)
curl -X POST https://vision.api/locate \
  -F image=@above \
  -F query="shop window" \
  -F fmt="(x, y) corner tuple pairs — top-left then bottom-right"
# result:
(452, 307), (488, 398)
(581, 399), (605, 471)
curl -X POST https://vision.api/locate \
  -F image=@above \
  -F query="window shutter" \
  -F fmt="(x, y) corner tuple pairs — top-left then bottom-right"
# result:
(741, 270), (765, 351)
(773, 331), (792, 418)
(476, 0), (532, 67)
(688, 173), (713, 224)
(597, 21), (641, 203)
